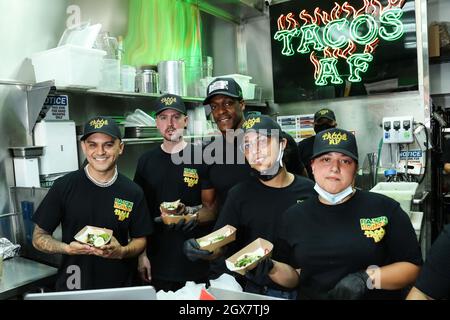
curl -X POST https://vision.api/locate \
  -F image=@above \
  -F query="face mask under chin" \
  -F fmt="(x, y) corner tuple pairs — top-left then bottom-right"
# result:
(314, 183), (354, 205)
(251, 146), (284, 181)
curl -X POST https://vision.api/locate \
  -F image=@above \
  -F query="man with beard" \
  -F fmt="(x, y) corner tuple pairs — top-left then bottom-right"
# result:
(134, 94), (216, 291)
(32, 116), (153, 290)
(298, 108), (337, 180)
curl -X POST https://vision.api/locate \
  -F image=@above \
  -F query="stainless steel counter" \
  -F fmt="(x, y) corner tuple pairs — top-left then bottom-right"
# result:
(0, 257), (57, 300)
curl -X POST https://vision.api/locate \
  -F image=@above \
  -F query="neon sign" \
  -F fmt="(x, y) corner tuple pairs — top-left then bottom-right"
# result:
(273, 0), (406, 86)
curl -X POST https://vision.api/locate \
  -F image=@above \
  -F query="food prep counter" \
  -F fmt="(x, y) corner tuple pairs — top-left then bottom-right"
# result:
(0, 257), (57, 300)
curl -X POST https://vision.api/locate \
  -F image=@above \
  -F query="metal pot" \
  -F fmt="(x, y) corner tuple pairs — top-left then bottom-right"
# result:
(135, 68), (159, 94)
(157, 60), (186, 96)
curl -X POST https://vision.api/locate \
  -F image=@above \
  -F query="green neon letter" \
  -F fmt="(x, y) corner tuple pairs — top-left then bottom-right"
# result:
(315, 58), (343, 86)
(297, 24), (324, 54)
(274, 29), (300, 56)
(347, 53), (373, 82)
(323, 18), (349, 49)
(350, 14), (378, 45)
(379, 8), (404, 41)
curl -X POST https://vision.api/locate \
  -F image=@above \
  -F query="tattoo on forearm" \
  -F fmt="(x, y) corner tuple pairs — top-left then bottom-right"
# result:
(34, 228), (66, 254)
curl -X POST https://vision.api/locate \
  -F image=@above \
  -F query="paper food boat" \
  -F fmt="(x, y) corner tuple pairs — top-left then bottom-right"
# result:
(160, 199), (182, 215)
(74, 225), (113, 247)
(225, 238), (273, 275)
(161, 213), (198, 225)
(196, 225), (237, 252)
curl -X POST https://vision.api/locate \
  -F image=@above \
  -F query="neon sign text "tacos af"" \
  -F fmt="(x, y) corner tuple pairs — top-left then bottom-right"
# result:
(273, 0), (406, 86)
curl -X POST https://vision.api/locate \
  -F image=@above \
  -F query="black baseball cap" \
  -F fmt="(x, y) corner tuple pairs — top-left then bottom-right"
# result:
(154, 94), (187, 115)
(314, 108), (336, 122)
(81, 116), (122, 141)
(203, 77), (243, 105)
(242, 115), (282, 137)
(311, 128), (358, 161)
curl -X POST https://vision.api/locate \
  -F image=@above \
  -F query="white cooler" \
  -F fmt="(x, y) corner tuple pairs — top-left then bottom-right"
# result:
(31, 44), (106, 87)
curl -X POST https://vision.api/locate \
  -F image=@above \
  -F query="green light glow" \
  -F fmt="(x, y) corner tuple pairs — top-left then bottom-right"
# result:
(273, 4), (406, 86)
(315, 58), (343, 86)
(297, 24), (324, 54)
(274, 29), (300, 56)
(122, 0), (202, 67)
(379, 8), (404, 41)
(350, 14), (378, 45)
(323, 18), (349, 49)
(347, 53), (373, 82)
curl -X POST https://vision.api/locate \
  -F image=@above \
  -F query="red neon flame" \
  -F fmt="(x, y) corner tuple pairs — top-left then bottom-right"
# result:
(369, 0), (383, 17)
(310, 52), (320, 79)
(342, 41), (357, 57)
(277, 14), (285, 30)
(356, 0), (371, 17)
(331, 2), (343, 20)
(286, 12), (299, 29)
(388, 0), (406, 9)
(342, 1), (357, 19)
(364, 38), (380, 53)
(332, 48), (341, 59)
(324, 47), (334, 58)
(314, 7), (323, 25)
(299, 9), (314, 25)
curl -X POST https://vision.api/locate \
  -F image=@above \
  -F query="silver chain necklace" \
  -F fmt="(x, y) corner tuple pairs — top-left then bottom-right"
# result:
(84, 164), (118, 188)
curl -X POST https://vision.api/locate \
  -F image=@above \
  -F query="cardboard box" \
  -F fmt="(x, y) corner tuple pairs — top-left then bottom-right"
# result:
(160, 199), (181, 215)
(74, 225), (113, 247)
(225, 238), (273, 276)
(429, 24), (440, 58)
(161, 213), (198, 225)
(196, 225), (237, 252)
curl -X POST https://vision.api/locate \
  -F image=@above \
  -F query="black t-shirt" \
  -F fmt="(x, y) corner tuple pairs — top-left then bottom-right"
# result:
(215, 175), (315, 250)
(275, 190), (423, 299)
(33, 169), (153, 291)
(415, 224), (450, 299)
(211, 175), (315, 280)
(134, 143), (212, 282)
(204, 136), (252, 211)
(297, 136), (315, 180)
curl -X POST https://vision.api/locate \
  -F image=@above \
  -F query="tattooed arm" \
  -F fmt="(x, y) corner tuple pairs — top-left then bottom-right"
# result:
(32, 225), (100, 256)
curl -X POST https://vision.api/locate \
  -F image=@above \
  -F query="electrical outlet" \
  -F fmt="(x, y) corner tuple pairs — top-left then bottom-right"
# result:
(382, 116), (414, 144)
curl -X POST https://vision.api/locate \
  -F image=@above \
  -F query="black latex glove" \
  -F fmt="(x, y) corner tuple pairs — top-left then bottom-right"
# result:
(327, 271), (371, 300)
(245, 258), (274, 286)
(169, 218), (198, 233)
(183, 238), (212, 261)
(154, 216), (163, 224)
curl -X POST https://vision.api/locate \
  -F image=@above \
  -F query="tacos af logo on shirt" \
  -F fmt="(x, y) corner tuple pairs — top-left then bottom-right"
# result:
(183, 168), (199, 188)
(360, 216), (388, 243)
(114, 198), (134, 221)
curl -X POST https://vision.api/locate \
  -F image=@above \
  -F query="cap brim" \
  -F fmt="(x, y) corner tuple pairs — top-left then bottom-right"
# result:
(203, 91), (242, 105)
(81, 131), (121, 141)
(311, 148), (358, 162)
(315, 115), (336, 122)
(155, 107), (187, 115)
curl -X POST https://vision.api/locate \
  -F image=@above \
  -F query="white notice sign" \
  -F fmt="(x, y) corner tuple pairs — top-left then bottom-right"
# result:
(43, 94), (69, 120)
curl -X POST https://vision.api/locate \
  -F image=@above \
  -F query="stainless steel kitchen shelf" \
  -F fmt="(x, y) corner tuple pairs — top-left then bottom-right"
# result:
(55, 86), (205, 103)
(54, 86), (268, 107)
(123, 134), (219, 145)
